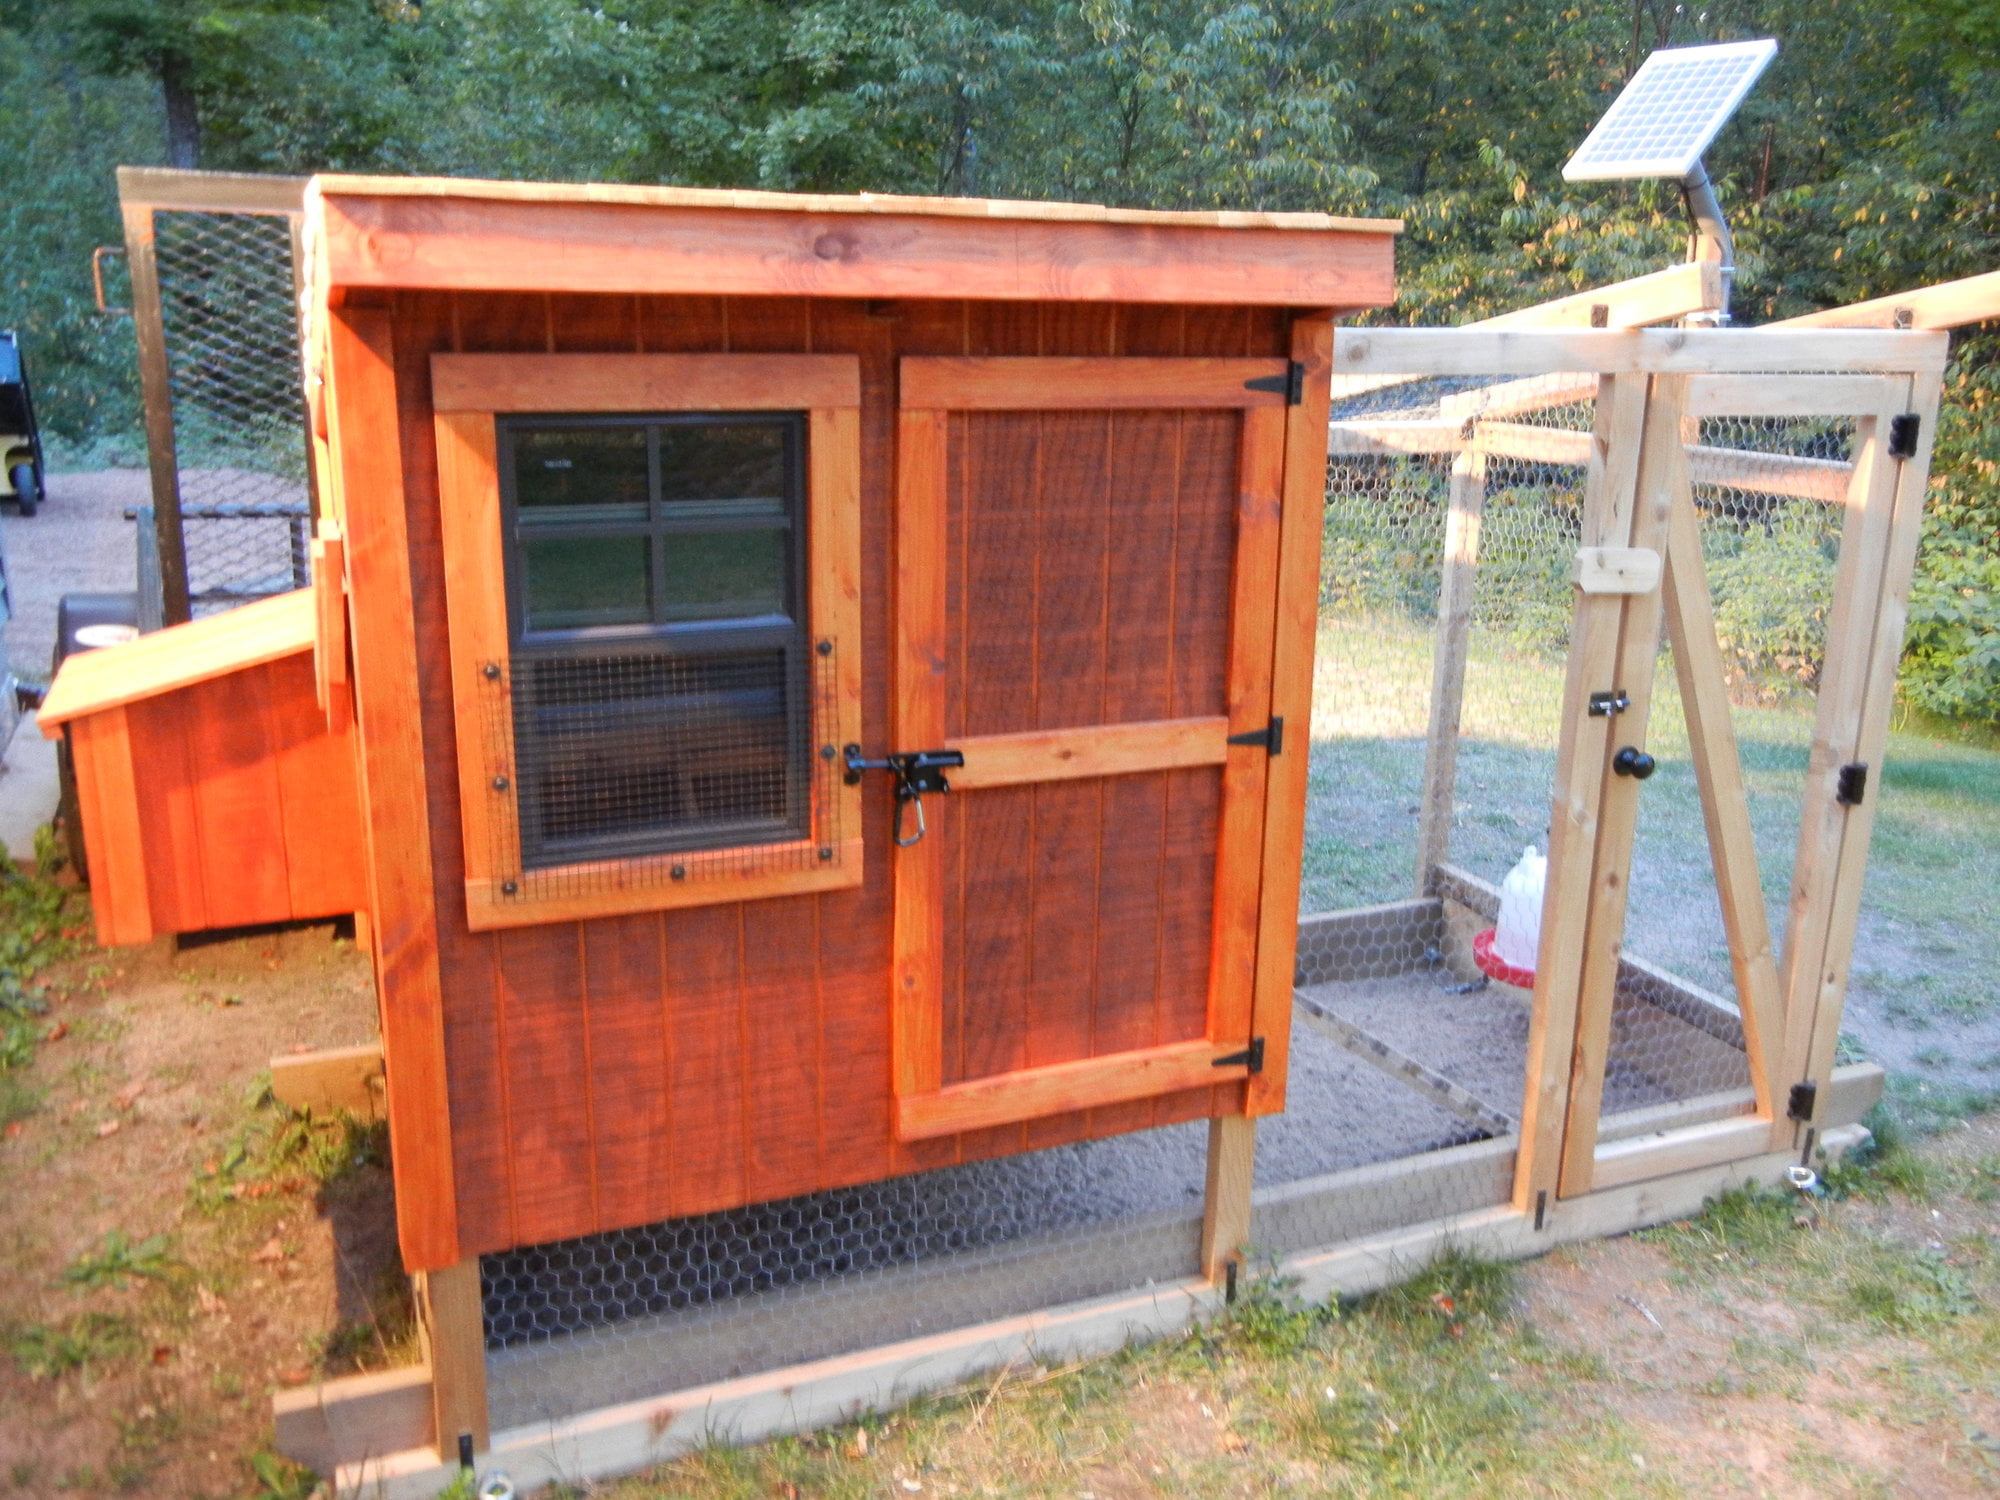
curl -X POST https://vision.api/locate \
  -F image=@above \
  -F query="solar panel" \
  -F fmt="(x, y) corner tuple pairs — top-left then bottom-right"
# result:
(1563, 39), (1777, 181)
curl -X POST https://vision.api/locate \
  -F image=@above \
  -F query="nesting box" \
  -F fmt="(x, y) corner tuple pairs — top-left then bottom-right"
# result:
(293, 177), (1398, 1279)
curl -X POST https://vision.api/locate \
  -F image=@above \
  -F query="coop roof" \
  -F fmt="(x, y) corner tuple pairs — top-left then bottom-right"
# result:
(307, 174), (1400, 309)
(38, 588), (315, 731)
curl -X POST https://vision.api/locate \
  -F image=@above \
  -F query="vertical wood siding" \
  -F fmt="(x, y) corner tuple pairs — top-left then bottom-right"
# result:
(388, 291), (1282, 1257)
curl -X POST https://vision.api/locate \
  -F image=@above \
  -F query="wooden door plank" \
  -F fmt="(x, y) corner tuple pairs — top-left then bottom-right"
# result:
(1207, 405), (1285, 1048)
(1660, 485), (1787, 1121)
(1557, 375), (1683, 1197)
(949, 718), (1227, 788)
(892, 407), (950, 1101)
(325, 305), (460, 1273)
(1414, 449), (1487, 891)
(1511, 372), (1648, 1212)
(897, 1038), (1252, 1140)
(900, 357), (1290, 410)
(1244, 316), (1334, 1115)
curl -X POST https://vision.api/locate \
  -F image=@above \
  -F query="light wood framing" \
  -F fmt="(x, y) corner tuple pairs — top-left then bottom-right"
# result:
(1414, 450), (1486, 889)
(430, 355), (867, 930)
(417, 1259), (489, 1459)
(947, 717), (1229, 790)
(1331, 326), (1948, 378)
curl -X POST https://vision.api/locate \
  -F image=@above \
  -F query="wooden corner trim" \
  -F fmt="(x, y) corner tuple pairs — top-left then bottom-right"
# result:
(432, 353), (861, 413)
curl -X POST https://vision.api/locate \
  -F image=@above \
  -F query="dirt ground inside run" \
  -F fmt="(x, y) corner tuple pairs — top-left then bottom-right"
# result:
(0, 910), (1995, 1498)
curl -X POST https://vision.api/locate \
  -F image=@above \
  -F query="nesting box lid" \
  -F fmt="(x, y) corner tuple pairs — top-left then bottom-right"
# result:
(306, 174), (1400, 309)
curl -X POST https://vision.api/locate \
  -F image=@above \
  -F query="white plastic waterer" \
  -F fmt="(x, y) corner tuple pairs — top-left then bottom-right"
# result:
(1492, 845), (1546, 975)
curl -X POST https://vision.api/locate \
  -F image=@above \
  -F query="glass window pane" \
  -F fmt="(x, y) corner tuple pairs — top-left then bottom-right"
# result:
(661, 529), (788, 620)
(513, 426), (648, 522)
(658, 422), (787, 504)
(522, 535), (651, 630)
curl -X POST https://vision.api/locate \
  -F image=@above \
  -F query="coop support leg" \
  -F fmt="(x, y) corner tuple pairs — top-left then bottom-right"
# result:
(1414, 447), (1486, 894)
(416, 1259), (488, 1462)
(1200, 1114), (1256, 1292)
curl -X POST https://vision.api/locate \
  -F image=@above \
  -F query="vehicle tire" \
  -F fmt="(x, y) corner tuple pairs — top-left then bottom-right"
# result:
(9, 462), (38, 517)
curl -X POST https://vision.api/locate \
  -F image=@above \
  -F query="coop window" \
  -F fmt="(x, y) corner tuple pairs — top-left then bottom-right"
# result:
(499, 415), (808, 869)
(431, 353), (864, 929)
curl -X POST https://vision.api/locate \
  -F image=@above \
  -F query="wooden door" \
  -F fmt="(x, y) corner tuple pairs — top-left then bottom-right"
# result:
(888, 356), (1295, 1141)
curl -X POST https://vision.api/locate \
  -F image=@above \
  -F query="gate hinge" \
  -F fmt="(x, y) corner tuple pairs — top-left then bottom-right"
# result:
(1787, 1080), (1818, 1122)
(1227, 716), (1284, 755)
(1888, 413), (1921, 460)
(1215, 1037), (1265, 1074)
(1587, 689), (1631, 718)
(1835, 761), (1868, 806)
(1244, 361), (1306, 405)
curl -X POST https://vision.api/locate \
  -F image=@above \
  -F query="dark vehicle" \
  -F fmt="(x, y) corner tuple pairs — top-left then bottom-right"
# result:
(0, 330), (45, 516)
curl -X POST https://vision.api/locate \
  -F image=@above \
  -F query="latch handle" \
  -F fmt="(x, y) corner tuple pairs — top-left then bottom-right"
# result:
(843, 745), (966, 846)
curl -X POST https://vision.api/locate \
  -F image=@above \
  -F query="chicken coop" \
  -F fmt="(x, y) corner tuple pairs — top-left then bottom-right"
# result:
(35, 164), (1994, 1497)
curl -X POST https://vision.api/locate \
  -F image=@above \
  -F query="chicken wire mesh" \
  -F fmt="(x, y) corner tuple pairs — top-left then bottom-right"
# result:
(477, 642), (846, 903)
(149, 208), (312, 614)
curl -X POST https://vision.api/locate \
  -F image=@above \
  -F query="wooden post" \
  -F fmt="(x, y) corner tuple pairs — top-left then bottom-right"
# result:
(1779, 370), (1944, 1144)
(1555, 375), (1682, 1197)
(1512, 373), (1648, 1217)
(417, 1261), (489, 1460)
(1660, 481), (1787, 1121)
(323, 305), (461, 1273)
(1200, 1114), (1256, 1285)
(120, 202), (192, 626)
(1413, 447), (1487, 892)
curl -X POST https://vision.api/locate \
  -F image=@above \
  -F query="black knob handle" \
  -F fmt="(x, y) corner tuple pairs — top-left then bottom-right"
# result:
(1613, 746), (1656, 780)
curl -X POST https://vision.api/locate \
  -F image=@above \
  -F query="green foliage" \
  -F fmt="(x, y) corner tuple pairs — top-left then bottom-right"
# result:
(5, 1311), (138, 1379)
(61, 1229), (184, 1289)
(1903, 354), (2000, 727)
(1704, 507), (1838, 700)
(246, 1449), (319, 1500)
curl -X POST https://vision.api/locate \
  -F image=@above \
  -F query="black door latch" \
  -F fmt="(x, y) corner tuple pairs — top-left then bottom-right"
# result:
(844, 745), (965, 846)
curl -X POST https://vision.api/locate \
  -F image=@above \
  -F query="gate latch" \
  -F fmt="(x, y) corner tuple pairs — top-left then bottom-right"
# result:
(844, 745), (965, 847)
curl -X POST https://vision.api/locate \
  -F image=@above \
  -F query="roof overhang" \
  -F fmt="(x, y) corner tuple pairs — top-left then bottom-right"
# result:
(307, 175), (1400, 311)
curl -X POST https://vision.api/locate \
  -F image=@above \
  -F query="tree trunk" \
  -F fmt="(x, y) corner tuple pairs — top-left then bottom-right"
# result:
(160, 52), (200, 170)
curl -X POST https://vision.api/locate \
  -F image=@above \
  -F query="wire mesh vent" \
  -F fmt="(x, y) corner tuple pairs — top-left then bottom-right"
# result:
(151, 209), (312, 613)
(483, 642), (842, 898)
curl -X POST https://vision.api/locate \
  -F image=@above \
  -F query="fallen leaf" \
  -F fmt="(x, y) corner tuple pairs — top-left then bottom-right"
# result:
(1221, 1432), (1248, 1454)
(151, 1345), (173, 1366)
(252, 1236), (288, 1264)
(2, 1121), (21, 1140)
(196, 1285), (227, 1316)
(45, 1021), (67, 1042)
(115, 1083), (145, 1110)
(96, 1119), (120, 1138)
(276, 1366), (312, 1387)
(852, 1427), (869, 1457)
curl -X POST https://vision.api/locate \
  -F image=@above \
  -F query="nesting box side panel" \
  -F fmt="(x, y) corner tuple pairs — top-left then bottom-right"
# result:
(394, 293), (1289, 1259)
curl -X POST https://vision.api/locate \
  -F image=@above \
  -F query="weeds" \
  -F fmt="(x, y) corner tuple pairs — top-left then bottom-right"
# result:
(6, 1311), (138, 1378)
(192, 1102), (388, 1210)
(62, 1230), (184, 1290)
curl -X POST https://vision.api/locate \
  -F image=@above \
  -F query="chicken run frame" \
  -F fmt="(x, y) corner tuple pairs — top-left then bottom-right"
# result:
(33, 169), (2000, 1495)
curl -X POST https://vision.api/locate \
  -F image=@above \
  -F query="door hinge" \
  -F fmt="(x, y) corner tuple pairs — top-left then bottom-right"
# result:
(1215, 1037), (1265, 1074)
(1836, 761), (1868, 806)
(1787, 1080), (1818, 1122)
(1227, 716), (1284, 755)
(1888, 413), (1921, 460)
(1244, 361), (1306, 405)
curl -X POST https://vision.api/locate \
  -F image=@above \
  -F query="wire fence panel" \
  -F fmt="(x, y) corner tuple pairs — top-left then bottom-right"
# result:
(152, 209), (311, 613)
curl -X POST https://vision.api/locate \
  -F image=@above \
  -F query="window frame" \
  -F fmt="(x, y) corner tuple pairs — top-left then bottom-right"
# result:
(432, 353), (864, 930)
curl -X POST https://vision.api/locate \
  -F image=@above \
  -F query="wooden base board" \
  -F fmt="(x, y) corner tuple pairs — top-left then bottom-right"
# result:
(315, 1129), (1869, 1498)
(268, 1042), (385, 1120)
